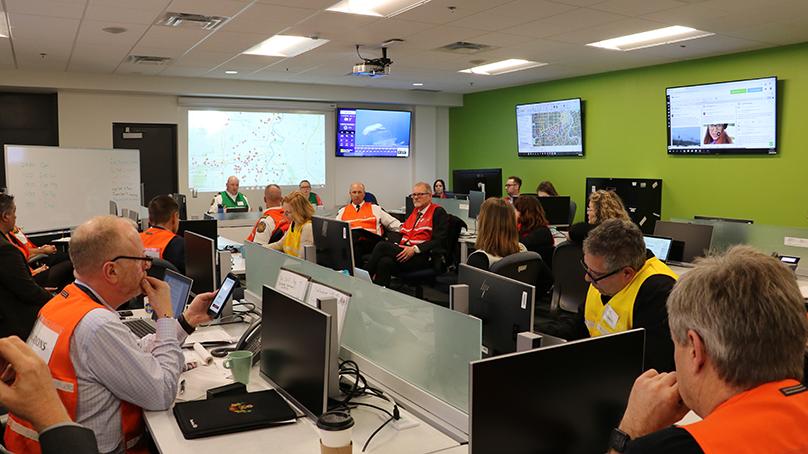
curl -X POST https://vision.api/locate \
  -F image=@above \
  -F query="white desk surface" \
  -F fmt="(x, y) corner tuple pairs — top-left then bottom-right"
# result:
(144, 322), (459, 454)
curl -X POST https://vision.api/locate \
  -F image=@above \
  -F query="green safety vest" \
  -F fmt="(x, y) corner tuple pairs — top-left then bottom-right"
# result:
(219, 191), (248, 209)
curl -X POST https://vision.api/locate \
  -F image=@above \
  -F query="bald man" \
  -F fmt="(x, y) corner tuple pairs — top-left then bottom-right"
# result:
(247, 184), (289, 245)
(336, 182), (401, 260)
(4, 216), (215, 453)
(208, 176), (250, 213)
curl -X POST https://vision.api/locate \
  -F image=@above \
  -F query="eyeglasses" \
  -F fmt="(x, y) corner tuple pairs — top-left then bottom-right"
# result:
(299, 185), (311, 189)
(505, 183), (518, 187)
(111, 255), (153, 267)
(410, 192), (430, 198)
(580, 259), (622, 283)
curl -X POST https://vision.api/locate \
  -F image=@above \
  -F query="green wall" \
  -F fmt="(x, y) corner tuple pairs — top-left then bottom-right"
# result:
(449, 42), (808, 226)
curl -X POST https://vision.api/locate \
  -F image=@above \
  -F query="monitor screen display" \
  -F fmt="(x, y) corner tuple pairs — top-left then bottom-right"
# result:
(336, 108), (412, 158)
(643, 235), (672, 262)
(666, 76), (777, 155)
(516, 98), (583, 157)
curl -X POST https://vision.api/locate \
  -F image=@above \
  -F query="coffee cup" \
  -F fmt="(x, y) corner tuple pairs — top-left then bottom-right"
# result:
(222, 350), (252, 385)
(317, 411), (354, 454)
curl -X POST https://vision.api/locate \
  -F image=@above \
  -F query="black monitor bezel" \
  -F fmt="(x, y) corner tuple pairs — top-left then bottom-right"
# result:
(515, 97), (584, 158)
(335, 107), (413, 158)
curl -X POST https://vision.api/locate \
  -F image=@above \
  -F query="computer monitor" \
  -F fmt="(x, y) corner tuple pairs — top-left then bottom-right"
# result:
(458, 263), (535, 357)
(163, 269), (193, 316)
(693, 215), (754, 224)
(225, 206), (249, 213)
(643, 235), (673, 262)
(453, 168), (502, 198)
(260, 285), (332, 418)
(468, 190), (485, 220)
(536, 195), (571, 226)
(653, 220), (714, 263)
(312, 216), (355, 276)
(109, 200), (118, 216)
(170, 193), (187, 220)
(184, 231), (217, 295)
(178, 219), (218, 248)
(469, 329), (645, 454)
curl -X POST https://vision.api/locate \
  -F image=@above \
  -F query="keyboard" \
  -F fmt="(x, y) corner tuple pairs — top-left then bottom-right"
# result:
(123, 318), (156, 338)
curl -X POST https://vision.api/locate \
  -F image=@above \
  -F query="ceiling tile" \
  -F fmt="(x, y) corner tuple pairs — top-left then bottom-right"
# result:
(722, 22), (808, 46)
(465, 32), (535, 47)
(194, 30), (269, 54)
(640, 4), (733, 30)
(158, 65), (211, 77)
(549, 0), (610, 6)
(508, 8), (627, 38)
(400, 25), (487, 50)
(485, 0), (577, 20)
(85, 2), (167, 25)
(215, 54), (284, 72)
(8, 14), (79, 53)
(76, 20), (149, 49)
(254, 0), (334, 8)
(136, 25), (212, 51)
(172, 49), (234, 67)
(128, 45), (185, 59)
(546, 17), (671, 45)
(223, 4), (315, 34)
(165, 0), (251, 18)
(590, 0), (684, 16)
(0, 39), (15, 68)
(393, 0), (513, 25)
(282, 11), (380, 40)
(448, 11), (536, 32)
(5, 0), (86, 20)
(115, 61), (165, 75)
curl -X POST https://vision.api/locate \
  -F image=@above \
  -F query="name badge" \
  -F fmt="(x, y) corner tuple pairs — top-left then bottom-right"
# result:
(237, 201), (245, 206)
(603, 305), (620, 329)
(28, 320), (59, 364)
(144, 248), (160, 259)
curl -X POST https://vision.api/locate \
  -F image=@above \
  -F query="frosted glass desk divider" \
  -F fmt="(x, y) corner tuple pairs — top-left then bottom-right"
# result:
(243, 241), (481, 439)
(434, 198), (474, 231)
(672, 219), (808, 276)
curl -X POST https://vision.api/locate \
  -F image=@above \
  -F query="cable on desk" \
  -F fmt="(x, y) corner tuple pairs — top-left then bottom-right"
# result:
(362, 416), (394, 452)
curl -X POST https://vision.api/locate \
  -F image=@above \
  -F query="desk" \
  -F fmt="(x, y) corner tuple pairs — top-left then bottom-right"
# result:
(144, 321), (460, 453)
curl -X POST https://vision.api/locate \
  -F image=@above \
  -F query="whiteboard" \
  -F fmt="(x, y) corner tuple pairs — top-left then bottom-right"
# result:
(4, 145), (141, 233)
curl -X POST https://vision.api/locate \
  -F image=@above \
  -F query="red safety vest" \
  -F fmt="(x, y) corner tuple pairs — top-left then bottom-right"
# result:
(246, 207), (289, 242)
(400, 203), (438, 246)
(4, 284), (147, 453)
(140, 226), (175, 259)
(339, 203), (381, 235)
(683, 379), (808, 453)
(5, 231), (30, 261)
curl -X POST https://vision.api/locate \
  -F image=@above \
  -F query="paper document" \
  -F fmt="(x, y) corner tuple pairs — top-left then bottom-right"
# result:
(183, 327), (234, 347)
(305, 282), (351, 339)
(275, 268), (310, 301)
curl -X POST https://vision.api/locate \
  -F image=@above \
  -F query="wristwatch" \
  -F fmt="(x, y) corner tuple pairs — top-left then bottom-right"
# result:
(608, 428), (631, 452)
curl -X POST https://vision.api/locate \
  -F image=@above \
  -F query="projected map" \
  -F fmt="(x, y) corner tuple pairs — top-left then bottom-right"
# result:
(531, 111), (582, 147)
(188, 110), (325, 191)
(516, 98), (583, 156)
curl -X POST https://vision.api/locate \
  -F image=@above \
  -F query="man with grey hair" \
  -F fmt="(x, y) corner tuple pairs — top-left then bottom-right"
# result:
(208, 175), (250, 213)
(4, 215), (215, 453)
(246, 184), (288, 244)
(336, 182), (401, 260)
(609, 246), (808, 453)
(544, 219), (678, 372)
(366, 182), (448, 287)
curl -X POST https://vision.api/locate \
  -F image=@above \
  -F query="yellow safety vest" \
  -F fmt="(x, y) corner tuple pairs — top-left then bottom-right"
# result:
(584, 257), (677, 337)
(282, 221), (310, 257)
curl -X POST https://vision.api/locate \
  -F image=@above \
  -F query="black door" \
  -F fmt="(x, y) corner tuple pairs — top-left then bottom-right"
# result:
(112, 123), (178, 205)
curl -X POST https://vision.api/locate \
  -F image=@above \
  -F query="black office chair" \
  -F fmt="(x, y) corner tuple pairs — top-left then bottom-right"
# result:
(364, 192), (378, 205)
(396, 214), (464, 300)
(568, 200), (577, 226)
(550, 240), (588, 314)
(490, 251), (553, 299)
(147, 257), (179, 280)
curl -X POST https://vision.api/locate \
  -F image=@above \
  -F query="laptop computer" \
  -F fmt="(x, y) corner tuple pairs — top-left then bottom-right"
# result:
(122, 269), (193, 338)
(643, 235), (673, 263)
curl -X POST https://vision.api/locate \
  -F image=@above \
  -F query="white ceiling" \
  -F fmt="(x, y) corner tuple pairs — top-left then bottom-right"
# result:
(0, 0), (806, 94)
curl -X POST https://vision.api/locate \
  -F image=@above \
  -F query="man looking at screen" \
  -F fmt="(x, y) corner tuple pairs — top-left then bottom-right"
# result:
(141, 195), (185, 273)
(336, 182), (401, 259)
(247, 184), (289, 245)
(504, 176), (522, 204)
(208, 176), (250, 213)
(4, 216), (215, 453)
(608, 246), (808, 453)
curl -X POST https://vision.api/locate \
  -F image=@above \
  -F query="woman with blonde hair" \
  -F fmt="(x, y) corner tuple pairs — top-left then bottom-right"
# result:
(266, 191), (315, 257)
(466, 197), (526, 271)
(570, 189), (631, 245)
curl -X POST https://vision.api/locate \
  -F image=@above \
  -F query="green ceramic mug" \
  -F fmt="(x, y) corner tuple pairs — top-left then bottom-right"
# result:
(223, 350), (253, 385)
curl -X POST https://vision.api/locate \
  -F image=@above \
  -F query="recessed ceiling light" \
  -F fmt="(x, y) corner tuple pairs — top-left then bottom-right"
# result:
(243, 35), (329, 58)
(102, 26), (128, 34)
(586, 26), (714, 51)
(327, 0), (432, 18)
(459, 59), (547, 76)
(225, 70), (238, 74)
(412, 82), (424, 86)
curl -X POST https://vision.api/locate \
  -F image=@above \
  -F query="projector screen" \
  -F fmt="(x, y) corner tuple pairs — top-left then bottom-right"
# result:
(188, 110), (326, 191)
(666, 76), (777, 155)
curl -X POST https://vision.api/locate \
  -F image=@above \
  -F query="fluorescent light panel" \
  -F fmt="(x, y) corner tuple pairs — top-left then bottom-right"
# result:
(459, 59), (547, 76)
(327, 0), (432, 18)
(243, 35), (329, 57)
(587, 26), (714, 51)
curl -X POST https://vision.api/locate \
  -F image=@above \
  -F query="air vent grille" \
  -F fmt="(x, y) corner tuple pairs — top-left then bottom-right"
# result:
(128, 55), (172, 65)
(435, 41), (496, 54)
(156, 12), (228, 30)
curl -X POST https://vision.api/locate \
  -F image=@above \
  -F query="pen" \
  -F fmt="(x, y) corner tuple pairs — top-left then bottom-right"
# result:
(179, 379), (186, 395)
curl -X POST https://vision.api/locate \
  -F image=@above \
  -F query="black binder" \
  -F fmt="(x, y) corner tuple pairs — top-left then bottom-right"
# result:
(173, 389), (297, 439)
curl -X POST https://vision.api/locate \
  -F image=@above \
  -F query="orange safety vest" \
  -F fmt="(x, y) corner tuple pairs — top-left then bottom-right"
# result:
(5, 231), (31, 261)
(400, 203), (438, 246)
(339, 202), (381, 235)
(4, 284), (147, 454)
(683, 379), (808, 453)
(140, 226), (176, 259)
(246, 207), (289, 242)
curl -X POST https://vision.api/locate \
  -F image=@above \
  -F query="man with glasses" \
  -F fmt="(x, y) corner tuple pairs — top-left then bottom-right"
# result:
(366, 182), (449, 287)
(504, 175), (522, 204)
(546, 219), (677, 372)
(5, 216), (216, 453)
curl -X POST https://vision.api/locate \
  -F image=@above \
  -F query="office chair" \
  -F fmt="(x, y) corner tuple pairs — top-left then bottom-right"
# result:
(147, 257), (179, 280)
(568, 200), (577, 226)
(396, 214), (464, 300)
(550, 241), (588, 314)
(364, 192), (378, 205)
(489, 251), (553, 298)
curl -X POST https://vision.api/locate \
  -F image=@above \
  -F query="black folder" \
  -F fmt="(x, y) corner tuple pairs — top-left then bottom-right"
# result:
(173, 389), (297, 439)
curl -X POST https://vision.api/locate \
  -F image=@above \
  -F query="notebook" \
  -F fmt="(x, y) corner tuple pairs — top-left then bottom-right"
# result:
(173, 389), (297, 439)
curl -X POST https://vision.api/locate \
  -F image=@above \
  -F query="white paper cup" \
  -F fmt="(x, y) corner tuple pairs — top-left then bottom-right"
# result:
(317, 411), (354, 448)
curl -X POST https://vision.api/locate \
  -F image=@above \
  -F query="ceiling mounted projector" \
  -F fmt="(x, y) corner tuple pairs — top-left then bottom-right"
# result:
(351, 45), (392, 78)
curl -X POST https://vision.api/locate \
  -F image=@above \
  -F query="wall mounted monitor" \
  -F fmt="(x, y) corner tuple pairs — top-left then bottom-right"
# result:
(516, 98), (583, 157)
(336, 108), (412, 158)
(666, 76), (777, 155)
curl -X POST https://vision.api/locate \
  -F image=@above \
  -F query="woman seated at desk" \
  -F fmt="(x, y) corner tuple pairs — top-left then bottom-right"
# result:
(466, 197), (526, 271)
(266, 191), (314, 258)
(514, 196), (554, 267)
(569, 189), (630, 245)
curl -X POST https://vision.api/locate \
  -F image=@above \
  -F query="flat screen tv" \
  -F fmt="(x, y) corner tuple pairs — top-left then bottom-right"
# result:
(336, 108), (412, 158)
(516, 98), (583, 157)
(666, 76), (777, 155)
